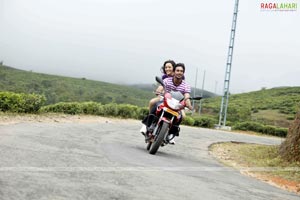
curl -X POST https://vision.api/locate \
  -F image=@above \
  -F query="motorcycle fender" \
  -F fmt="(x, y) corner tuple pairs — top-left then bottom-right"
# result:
(161, 117), (171, 124)
(153, 118), (170, 135)
(156, 118), (171, 141)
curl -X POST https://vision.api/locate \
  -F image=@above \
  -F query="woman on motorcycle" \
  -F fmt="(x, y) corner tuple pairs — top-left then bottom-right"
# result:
(149, 60), (176, 111)
(140, 60), (176, 137)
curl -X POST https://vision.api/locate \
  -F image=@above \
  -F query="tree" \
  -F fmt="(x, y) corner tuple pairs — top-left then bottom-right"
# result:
(279, 111), (300, 162)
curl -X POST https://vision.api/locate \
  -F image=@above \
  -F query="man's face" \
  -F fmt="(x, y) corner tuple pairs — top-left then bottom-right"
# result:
(174, 66), (184, 79)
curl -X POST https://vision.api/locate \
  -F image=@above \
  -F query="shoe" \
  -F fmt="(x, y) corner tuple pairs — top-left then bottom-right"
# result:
(140, 124), (147, 136)
(168, 134), (176, 145)
(169, 138), (176, 145)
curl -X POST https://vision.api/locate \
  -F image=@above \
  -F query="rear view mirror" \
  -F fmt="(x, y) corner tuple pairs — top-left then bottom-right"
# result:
(190, 96), (203, 100)
(155, 76), (164, 87)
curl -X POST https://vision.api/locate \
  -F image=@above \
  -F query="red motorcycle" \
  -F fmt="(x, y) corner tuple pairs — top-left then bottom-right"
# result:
(145, 77), (202, 155)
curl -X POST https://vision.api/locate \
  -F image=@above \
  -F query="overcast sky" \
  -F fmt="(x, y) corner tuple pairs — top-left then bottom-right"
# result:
(0, 0), (299, 94)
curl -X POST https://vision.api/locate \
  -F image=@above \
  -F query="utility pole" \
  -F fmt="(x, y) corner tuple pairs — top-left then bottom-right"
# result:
(214, 81), (218, 95)
(192, 68), (198, 115)
(218, 0), (239, 127)
(199, 70), (206, 115)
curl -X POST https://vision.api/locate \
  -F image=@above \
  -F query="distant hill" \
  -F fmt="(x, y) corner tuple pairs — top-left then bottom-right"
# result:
(130, 84), (217, 98)
(201, 86), (300, 128)
(0, 65), (153, 107)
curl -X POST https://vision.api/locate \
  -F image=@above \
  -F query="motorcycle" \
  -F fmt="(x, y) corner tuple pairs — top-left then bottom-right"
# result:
(145, 76), (202, 155)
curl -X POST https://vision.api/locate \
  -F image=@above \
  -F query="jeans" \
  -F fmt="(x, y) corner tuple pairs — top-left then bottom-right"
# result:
(142, 101), (182, 136)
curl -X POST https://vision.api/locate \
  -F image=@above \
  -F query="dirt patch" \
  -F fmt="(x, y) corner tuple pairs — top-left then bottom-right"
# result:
(0, 113), (132, 125)
(243, 172), (300, 194)
(210, 142), (300, 194)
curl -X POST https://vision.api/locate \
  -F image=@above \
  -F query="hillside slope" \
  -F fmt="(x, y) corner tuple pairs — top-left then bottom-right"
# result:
(0, 65), (153, 107)
(130, 83), (217, 98)
(201, 87), (300, 127)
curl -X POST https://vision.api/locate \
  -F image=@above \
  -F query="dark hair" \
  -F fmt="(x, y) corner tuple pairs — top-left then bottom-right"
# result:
(160, 60), (176, 74)
(174, 63), (185, 73)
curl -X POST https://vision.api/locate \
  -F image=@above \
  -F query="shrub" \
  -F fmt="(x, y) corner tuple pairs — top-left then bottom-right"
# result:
(182, 116), (195, 126)
(41, 102), (82, 114)
(0, 91), (46, 113)
(22, 93), (46, 113)
(193, 116), (217, 128)
(136, 107), (149, 120)
(102, 104), (118, 116)
(233, 121), (287, 137)
(81, 102), (103, 115)
(117, 104), (139, 119)
(233, 121), (264, 132)
(286, 115), (295, 120)
(274, 127), (288, 137)
(262, 125), (276, 135)
(42, 102), (148, 119)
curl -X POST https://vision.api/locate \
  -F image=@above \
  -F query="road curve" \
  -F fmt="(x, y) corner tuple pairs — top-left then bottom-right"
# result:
(0, 117), (298, 200)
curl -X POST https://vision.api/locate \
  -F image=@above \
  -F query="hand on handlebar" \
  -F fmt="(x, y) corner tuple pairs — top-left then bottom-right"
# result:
(186, 105), (194, 111)
(154, 90), (163, 96)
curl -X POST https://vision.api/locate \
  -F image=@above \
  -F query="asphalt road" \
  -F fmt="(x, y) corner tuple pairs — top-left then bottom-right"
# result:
(0, 118), (299, 200)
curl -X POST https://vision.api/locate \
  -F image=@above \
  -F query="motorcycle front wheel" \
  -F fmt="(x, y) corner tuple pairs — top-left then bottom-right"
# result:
(149, 121), (169, 155)
(146, 142), (152, 151)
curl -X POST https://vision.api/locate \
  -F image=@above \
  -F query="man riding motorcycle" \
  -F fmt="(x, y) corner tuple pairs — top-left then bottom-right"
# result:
(141, 63), (193, 144)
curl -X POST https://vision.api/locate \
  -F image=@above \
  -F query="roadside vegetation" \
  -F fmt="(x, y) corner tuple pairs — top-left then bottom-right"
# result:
(210, 142), (300, 194)
(1, 64), (299, 137)
(210, 111), (300, 194)
(0, 65), (153, 107)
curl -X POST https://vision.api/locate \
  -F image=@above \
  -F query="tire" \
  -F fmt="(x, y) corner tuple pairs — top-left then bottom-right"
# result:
(146, 142), (152, 151)
(149, 122), (169, 155)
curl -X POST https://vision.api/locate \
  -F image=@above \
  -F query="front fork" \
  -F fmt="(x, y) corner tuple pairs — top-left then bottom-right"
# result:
(152, 109), (175, 142)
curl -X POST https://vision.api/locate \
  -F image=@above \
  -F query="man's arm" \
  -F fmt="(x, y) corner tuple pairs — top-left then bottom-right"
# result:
(184, 93), (193, 110)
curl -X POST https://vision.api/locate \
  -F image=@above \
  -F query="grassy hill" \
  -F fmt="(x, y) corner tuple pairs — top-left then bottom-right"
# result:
(1, 64), (300, 129)
(200, 87), (300, 128)
(130, 84), (217, 98)
(0, 65), (153, 107)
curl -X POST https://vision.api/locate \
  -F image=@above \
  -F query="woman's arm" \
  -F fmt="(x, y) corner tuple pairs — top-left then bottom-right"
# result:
(155, 85), (164, 95)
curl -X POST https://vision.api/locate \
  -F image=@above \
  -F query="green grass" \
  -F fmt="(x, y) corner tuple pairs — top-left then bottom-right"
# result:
(252, 110), (293, 127)
(0, 65), (153, 106)
(210, 142), (300, 182)
(201, 87), (300, 128)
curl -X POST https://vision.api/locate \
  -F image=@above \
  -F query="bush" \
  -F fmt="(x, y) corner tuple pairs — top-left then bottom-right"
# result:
(23, 93), (46, 113)
(81, 102), (103, 115)
(136, 107), (149, 120)
(102, 104), (118, 116)
(262, 125), (276, 135)
(233, 121), (287, 137)
(233, 121), (264, 132)
(274, 127), (288, 137)
(0, 91), (46, 113)
(41, 102), (82, 114)
(117, 104), (139, 119)
(286, 115), (295, 120)
(42, 102), (148, 119)
(182, 116), (195, 126)
(193, 116), (217, 128)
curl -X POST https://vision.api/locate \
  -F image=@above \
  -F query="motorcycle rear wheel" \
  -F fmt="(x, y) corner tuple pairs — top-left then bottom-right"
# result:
(149, 122), (169, 155)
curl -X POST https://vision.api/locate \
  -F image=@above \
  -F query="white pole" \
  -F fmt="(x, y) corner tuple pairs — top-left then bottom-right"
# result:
(199, 70), (206, 115)
(192, 68), (198, 115)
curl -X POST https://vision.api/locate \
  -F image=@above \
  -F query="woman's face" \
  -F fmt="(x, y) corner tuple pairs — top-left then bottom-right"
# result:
(164, 63), (174, 76)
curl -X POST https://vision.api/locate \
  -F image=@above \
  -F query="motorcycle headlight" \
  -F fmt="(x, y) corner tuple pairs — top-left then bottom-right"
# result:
(166, 98), (183, 110)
